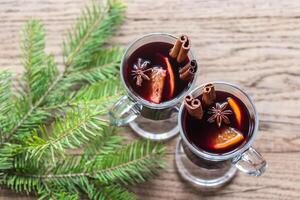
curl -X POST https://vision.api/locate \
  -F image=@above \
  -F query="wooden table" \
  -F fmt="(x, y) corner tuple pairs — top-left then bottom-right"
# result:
(1, 0), (300, 199)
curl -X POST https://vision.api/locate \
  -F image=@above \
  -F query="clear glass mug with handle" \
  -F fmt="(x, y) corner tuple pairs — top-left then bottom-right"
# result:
(175, 82), (267, 190)
(109, 33), (198, 141)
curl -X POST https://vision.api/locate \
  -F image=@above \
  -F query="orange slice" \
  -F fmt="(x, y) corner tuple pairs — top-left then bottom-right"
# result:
(164, 56), (175, 97)
(212, 127), (244, 150)
(227, 97), (242, 128)
(156, 54), (175, 98)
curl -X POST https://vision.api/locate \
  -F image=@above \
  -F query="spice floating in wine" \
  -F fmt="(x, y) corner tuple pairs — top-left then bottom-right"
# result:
(202, 83), (216, 107)
(148, 67), (166, 104)
(207, 102), (232, 127)
(179, 60), (198, 81)
(131, 58), (151, 86)
(169, 34), (191, 63)
(125, 36), (196, 104)
(184, 94), (203, 120)
(227, 97), (242, 128)
(182, 84), (253, 154)
(155, 54), (175, 98)
(211, 127), (244, 150)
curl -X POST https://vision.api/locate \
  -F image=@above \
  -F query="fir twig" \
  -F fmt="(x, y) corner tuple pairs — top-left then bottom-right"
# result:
(23, 105), (109, 163)
(4, 0), (125, 142)
(0, 0), (166, 199)
(63, 0), (126, 69)
(0, 71), (13, 141)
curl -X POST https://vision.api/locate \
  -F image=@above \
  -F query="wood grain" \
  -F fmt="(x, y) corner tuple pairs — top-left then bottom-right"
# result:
(1, 0), (300, 199)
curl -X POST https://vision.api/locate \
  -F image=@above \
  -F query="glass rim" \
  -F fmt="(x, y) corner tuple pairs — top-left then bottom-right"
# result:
(120, 32), (197, 109)
(178, 81), (259, 161)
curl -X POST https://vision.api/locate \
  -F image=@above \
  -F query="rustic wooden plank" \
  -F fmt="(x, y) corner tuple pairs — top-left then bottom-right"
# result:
(0, 0), (300, 199)
(131, 152), (300, 200)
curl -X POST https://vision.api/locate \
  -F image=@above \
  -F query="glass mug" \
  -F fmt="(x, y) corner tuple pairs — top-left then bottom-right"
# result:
(175, 82), (267, 190)
(109, 33), (198, 141)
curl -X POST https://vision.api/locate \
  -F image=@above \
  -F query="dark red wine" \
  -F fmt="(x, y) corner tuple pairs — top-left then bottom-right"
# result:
(182, 91), (254, 154)
(124, 42), (194, 104)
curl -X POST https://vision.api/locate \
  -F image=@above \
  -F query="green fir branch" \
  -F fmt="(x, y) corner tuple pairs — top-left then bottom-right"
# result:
(45, 46), (124, 107)
(2, 140), (164, 199)
(0, 0), (166, 199)
(28, 141), (165, 184)
(64, 63), (120, 84)
(21, 20), (59, 105)
(81, 183), (137, 200)
(0, 71), (14, 139)
(37, 182), (79, 200)
(44, 78), (123, 112)
(23, 106), (109, 162)
(0, 143), (22, 170)
(63, 0), (126, 69)
(5, 63), (62, 142)
(83, 126), (123, 157)
(5, 0), (125, 142)
(94, 140), (165, 185)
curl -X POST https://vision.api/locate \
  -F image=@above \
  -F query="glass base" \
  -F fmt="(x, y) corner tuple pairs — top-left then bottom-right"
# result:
(175, 139), (237, 191)
(129, 115), (179, 141)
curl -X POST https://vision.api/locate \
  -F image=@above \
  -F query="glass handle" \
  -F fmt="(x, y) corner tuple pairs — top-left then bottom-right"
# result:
(233, 147), (267, 176)
(175, 103), (181, 111)
(109, 95), (142, 126)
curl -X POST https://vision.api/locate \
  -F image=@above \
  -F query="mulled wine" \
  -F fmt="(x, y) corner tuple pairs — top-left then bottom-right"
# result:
(123, 37), (196, 104)
(182, 87), (254, 154)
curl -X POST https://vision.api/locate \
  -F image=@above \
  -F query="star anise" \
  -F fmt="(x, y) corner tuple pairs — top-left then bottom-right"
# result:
(131, 58), (152, 86)
(208, 102), (232, 127)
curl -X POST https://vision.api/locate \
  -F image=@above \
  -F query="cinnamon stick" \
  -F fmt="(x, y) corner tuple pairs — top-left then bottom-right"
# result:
(179, 68), (192, 81)
(177, 36), (191, 63)
(184, 95), (203, 119)
(169, 35), (187, 59)
(202, 83), (216, 107)
(179, 60), (193, 74)
(185, 94), (193, 104)
(179, 60), (197, 81)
